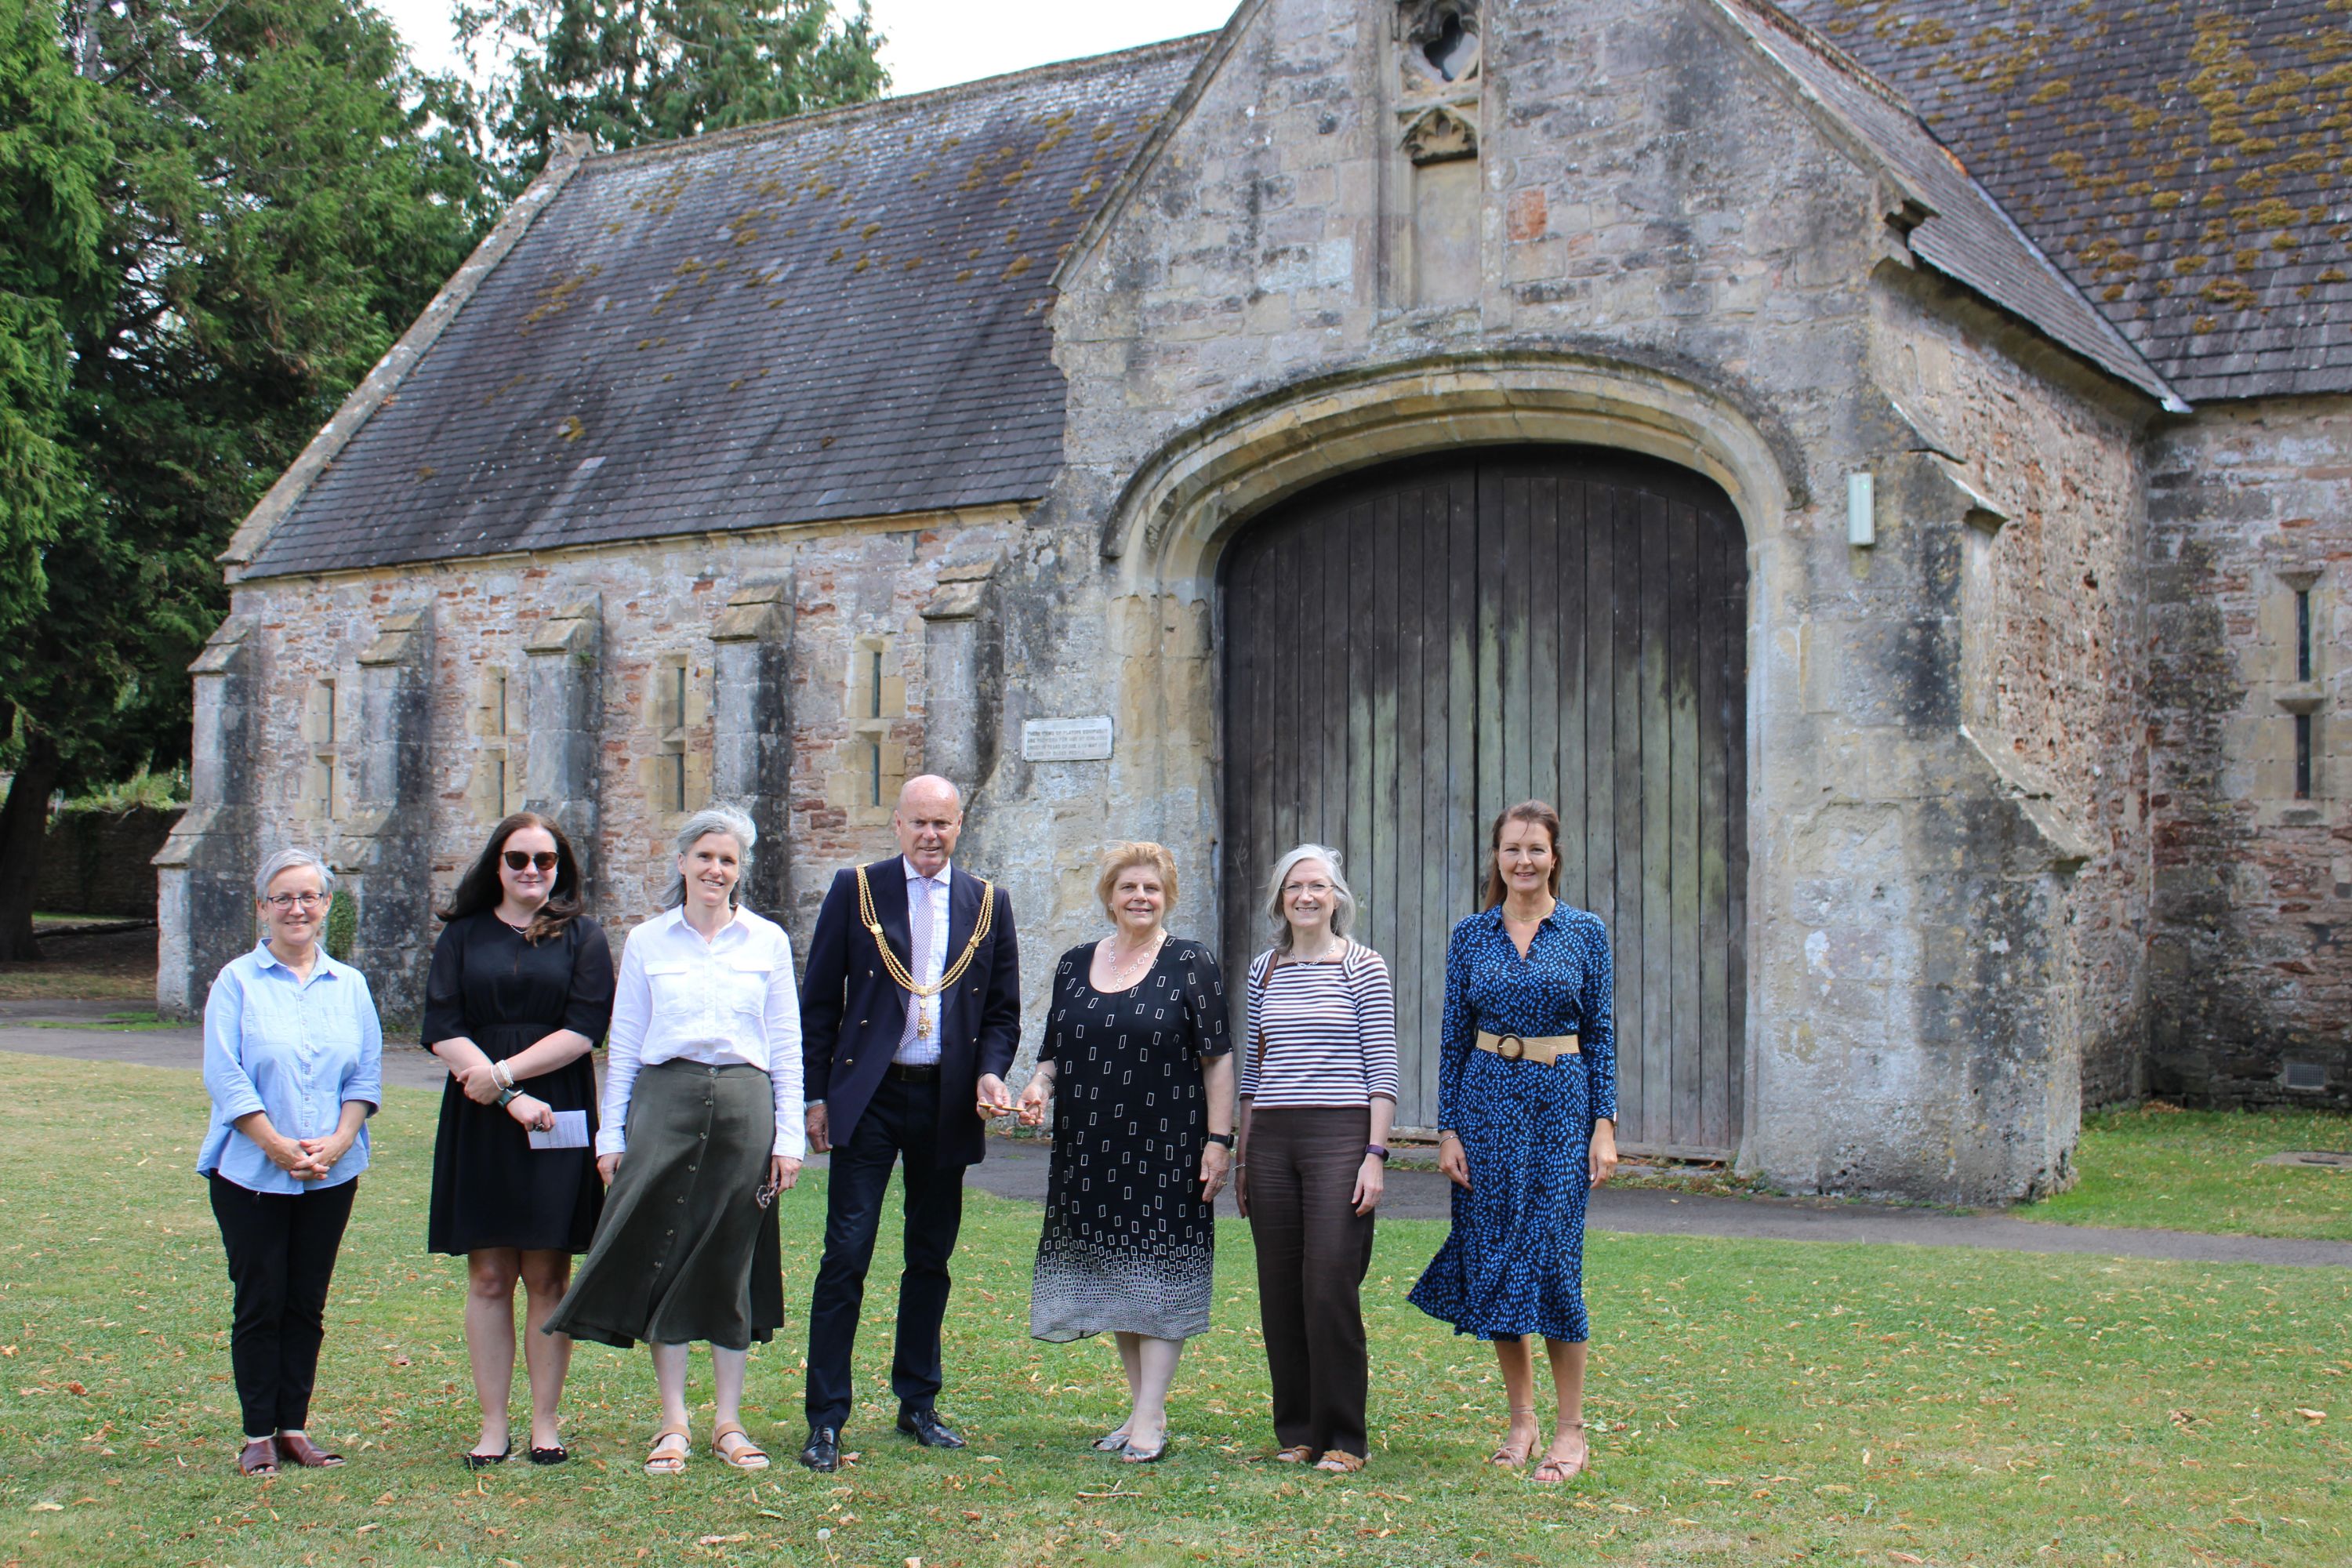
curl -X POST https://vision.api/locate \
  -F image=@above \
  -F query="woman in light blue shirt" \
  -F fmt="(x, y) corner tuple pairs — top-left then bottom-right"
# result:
(199, 848), (383, 1477)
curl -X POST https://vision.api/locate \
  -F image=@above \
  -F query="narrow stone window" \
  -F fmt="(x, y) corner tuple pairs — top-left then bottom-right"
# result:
(1424, 13), (1475, 80)
(306, 677), (342, 822)
(644, 654), (698, 816)
(2297, 587), (2313, 682)
(665, 662), (688, 813)
(492, 671), (510, 811)
(475, 666), (516, 821)
(840, 634), (903, 823)
(2296, 714), (2314, 800)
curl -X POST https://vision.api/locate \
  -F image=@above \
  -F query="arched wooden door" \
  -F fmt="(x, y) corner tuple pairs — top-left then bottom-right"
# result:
(1218, 447), (1748, 1158)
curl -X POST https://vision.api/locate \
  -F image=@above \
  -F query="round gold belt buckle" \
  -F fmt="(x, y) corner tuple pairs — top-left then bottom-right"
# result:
(1495, 1033), (1525, 1061)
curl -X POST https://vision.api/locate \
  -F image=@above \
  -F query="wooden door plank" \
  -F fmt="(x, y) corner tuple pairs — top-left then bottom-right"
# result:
(1582, 481), (1615, 936)
(1639, 487), (1673, 1156)
(1611, 485), (1647, 1145)
(1697, 500), (1732, 1152)
(1553, 476), (1587, 909)
(1364, 494), (1397, 1037)
(1323, 508), (1352, 848)
(1668, 495), (1704, 1151)
(1526, 470), (1562, 840)
(1475, 466), (1505, 854)
(1393, 486), (1430, 1127)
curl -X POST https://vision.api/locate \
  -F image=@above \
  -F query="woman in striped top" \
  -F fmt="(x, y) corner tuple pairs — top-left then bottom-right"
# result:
(1234, 844), (1399, 1472)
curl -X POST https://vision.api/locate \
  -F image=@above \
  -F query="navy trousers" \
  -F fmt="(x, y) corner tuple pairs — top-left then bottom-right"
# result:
(803, 1075), (967, 1431)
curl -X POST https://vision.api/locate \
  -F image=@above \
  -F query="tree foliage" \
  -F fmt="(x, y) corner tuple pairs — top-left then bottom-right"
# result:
(456, 0), (886, 188)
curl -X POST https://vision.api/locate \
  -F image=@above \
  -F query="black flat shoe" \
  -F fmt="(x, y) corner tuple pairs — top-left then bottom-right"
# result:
(799, 1425), (841, 1472)
(897, 1409), (966, 1450)
(526, 1445), (568, 1466)
(463, 1444), (512, 1469)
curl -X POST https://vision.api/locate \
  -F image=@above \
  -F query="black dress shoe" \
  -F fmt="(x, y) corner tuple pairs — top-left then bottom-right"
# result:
(897, 1409), (966, 1449)
(799, 1426), (842, 1472)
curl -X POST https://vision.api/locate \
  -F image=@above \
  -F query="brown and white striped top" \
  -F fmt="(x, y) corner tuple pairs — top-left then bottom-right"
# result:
(1240, 942), (1400, 1108)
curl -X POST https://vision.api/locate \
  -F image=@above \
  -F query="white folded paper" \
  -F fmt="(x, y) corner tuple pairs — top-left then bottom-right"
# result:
(528, 1109), (590, 1150)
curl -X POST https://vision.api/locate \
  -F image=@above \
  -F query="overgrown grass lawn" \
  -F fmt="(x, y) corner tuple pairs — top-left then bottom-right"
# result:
(2, 1054), (2347, 1567)
(2026, 1105), (2352, 1242)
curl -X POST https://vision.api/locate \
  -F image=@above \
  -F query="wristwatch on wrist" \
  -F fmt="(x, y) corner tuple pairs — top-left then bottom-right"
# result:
(1365, 1144), (1389, 1162)
(1204, 1131), (1235, 1149)
(497, 1085), (521, 1107)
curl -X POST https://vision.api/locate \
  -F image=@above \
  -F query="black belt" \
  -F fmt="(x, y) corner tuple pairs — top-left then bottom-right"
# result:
(885, 1062), (940, 1083)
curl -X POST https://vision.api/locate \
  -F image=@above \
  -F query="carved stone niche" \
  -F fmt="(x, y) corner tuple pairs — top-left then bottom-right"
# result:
(1400, 1), (1481, 88)
(1403, 104), (1478, 165)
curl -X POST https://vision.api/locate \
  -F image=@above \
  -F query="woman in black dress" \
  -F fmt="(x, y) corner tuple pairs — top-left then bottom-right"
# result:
(423, 813), (614, 1466)
(1016, 841), (1233, 1463)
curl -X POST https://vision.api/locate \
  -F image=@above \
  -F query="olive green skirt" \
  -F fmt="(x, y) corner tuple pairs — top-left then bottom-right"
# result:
(543, 1061), (783, 1351)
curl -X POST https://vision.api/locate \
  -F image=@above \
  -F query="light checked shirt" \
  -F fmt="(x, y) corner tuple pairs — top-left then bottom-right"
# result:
(893, 855), (952, 1066)
(198, 941), (384, 1194)
(600, 905), (807, 1159)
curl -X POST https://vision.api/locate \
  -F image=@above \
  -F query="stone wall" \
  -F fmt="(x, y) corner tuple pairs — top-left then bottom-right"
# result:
(36, 806), (179, 919)
(218, 513), (1021, 1022)
(2146, 397), (2352, 1107)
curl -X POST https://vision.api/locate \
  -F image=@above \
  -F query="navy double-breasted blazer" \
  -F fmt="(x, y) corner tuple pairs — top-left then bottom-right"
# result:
(799, 858), (1021, 1169)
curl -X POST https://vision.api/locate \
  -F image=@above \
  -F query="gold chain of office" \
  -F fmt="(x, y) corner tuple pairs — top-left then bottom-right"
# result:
(855, 865), (995, 1005)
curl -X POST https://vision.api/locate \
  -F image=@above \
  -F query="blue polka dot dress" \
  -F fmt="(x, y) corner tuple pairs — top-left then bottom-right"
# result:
(1407, 903), (1617, 1344)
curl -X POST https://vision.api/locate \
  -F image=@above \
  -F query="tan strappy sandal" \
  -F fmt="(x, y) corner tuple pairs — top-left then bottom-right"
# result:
(1272, 1443), (1317, 1464)
(643, 1423), (690, 1475)
(711, 1422), (770, 1471)
(1530, 1420), (1589, 1484)
(1315, 1449), (1367, 1473)
(1489, 1405), (1539, 1468)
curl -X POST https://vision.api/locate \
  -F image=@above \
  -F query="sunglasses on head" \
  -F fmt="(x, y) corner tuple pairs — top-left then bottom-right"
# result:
(503, 850), (561, 872)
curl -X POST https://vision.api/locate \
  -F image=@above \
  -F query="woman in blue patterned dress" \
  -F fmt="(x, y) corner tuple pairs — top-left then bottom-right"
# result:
(1408, 800), (1618, 1483)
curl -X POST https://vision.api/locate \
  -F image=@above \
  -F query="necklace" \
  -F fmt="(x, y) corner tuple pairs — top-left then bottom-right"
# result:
(1101, 930), (1166, 989)
(496, 907), (536, 935)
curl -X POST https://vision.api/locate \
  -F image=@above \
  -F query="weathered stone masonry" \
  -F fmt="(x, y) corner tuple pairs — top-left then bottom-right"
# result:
(168, 0), (2352, 1202)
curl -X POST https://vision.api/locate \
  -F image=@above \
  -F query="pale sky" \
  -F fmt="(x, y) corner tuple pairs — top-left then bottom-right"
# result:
(373, 0), (1237, 98)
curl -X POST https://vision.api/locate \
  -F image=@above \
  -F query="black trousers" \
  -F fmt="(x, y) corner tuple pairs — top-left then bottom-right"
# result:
(1246, 1107), (1376, 1457)
(804, 1074), (966, 1431)
(209, 1174), (359, 1437)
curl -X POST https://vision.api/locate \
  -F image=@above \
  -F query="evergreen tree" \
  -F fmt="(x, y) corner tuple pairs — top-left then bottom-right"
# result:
(455, 0), (887, 189)
(0, 0), (487, 959)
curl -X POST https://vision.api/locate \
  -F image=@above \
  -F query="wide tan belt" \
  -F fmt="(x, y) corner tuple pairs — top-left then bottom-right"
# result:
(1475, 1030), (1579, 1064)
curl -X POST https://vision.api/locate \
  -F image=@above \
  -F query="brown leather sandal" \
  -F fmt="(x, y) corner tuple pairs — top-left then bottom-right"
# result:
(276, 1432), (343, 1468)
(711, 1422), (770, 1471)
(643, 1424), (690, 1475)
(1530, 1421), (1590, 1484)
(237, 1436), (279, 1476)
(1315, 1450), (1367, 1473)
(1272, 1444), (1317, 1464)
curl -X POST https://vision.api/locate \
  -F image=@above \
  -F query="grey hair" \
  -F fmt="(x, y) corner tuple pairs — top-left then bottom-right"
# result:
(253, 847), (336, 902)
(660, 804), (758, 909)
(1264, 843), (1356, 952)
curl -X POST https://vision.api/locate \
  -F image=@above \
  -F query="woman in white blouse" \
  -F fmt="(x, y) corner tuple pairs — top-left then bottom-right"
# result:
(543, 807), (804, 1475)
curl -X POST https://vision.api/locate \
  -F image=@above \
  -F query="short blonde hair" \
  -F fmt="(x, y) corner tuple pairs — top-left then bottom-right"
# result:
(1095, 840), (1179, 919)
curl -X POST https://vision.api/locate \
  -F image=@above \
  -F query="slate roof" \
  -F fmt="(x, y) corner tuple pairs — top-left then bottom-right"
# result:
(238, 38), (1204, 579)
(1783, 0), (2352, 402)
(1715, 0), (2182, 408)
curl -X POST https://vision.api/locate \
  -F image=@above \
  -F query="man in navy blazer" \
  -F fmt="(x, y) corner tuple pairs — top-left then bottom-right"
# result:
(797, 775), (1020, 1470)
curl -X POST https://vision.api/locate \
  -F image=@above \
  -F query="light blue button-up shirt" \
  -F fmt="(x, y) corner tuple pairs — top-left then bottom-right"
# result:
(198, 941), (385, 1195)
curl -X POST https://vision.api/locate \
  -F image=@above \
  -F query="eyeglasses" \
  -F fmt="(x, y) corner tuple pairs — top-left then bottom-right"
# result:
(265, 892), (326, 909)
(503, 851), (561, 872)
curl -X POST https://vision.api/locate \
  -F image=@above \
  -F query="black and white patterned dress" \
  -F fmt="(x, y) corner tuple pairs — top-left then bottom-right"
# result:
(1029, 936), (1232, 1343)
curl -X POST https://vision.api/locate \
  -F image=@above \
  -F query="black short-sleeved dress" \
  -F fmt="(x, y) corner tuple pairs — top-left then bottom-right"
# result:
(1029, 936), (1232, 1343)
(421, 913), (615, 1256)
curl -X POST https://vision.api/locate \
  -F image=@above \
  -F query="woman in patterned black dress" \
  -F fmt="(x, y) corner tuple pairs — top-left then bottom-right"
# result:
(1017, 841), (1234, 1463)
(423, 814), (614, 1465)
(1408, 800), (1618, 1483)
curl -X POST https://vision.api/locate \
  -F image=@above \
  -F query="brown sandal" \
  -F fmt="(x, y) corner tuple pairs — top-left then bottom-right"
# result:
(237, 1436), (279, 1476)
(711, 1422), (770, 1471)
(1272, 1444), (1316, 1464)
(276, 1432), (343, 1468)
(1489, 1406), (1538, 1468)
(644, 1423), (690, 1475)
(1531, 1421), (1589, 1484)
(1315, 1450), (1366, 1473)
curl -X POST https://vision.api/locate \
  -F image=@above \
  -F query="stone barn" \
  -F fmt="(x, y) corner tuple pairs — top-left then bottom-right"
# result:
(158, 0), (2352, 1203)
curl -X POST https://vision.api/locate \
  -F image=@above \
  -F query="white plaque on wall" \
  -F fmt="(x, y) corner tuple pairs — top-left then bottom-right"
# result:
(1022, 716), (1115, 762)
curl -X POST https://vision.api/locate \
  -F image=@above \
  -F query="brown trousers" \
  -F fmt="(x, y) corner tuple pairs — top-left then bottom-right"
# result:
(1243, 1105), (1376, 1457)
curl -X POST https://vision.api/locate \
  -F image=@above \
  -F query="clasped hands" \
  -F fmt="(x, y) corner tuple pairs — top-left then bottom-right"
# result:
(264, 1131), (353, 1182)
(452, 1057), (556, 1133)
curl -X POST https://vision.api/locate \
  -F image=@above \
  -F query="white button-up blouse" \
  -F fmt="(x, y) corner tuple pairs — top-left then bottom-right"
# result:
(598, 906), (807, 1160)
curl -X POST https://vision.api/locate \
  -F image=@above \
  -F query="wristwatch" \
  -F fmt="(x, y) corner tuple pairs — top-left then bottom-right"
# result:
(1204, 1131), (1235, 1149)
(496, 1085), (521, 1107)
(1365, 1144), (1389, 1162)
